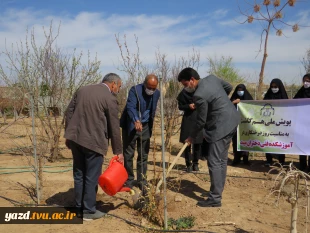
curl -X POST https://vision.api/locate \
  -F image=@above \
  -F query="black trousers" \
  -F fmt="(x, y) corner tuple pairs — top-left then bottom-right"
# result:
(123, 124), (150, 187)
(201, 139), (208, 159)
(184, 143), (201, 167)
(232, 133), (249, 163)
(70, 141), (103, 214)
(299, 155), (310, 171)
(266, 153), (285, 164)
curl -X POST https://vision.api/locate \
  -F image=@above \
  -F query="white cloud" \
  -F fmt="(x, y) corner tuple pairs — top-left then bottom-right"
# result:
(208, 9), (229, 19)
(0, 8), (309, 85)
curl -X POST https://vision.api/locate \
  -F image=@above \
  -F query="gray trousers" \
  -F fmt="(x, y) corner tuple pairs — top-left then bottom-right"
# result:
(204, 128), (236, 202)
(70, 141), (103, 214)
(123, 123), (150, 187)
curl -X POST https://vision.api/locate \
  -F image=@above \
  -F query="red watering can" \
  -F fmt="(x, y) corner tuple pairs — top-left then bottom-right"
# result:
(98, 156), (134, 196)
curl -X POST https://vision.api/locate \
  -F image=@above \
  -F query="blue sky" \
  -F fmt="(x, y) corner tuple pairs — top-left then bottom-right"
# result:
(0, 0), (309, 84)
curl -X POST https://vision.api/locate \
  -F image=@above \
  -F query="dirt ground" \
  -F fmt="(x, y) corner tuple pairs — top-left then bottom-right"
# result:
(0, 119), (309, 233)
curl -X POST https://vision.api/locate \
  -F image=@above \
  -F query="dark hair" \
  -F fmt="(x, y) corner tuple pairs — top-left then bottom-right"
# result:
(303, 73), (310, 81)
(177, 67), (200, 82)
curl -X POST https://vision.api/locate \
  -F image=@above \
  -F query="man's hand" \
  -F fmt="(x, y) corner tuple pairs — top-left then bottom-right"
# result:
(185, 137), (193, 145)
(134, 120), (142, 132)
(116, 154), (124, 163)
(233, 99), (240, 104)
(189, 103), (196, 110)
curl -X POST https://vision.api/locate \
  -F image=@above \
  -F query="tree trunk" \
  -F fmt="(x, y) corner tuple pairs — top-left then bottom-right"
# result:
(290, 200), (298, 233)
(14, 108), (18, 120)
(3, 112), (6, 123)
(257, 22), (272, 100)
(165, 129), (171, 148)
(38, 155), (43, 204)
(165, 118), (173, 148)
(50, 134), (60, 162)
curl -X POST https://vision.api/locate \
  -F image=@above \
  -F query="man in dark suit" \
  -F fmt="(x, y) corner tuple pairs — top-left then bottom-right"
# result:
(178, 68), (240, 207)
(64, 73), (124, 220)
(120, 74), (160, 191)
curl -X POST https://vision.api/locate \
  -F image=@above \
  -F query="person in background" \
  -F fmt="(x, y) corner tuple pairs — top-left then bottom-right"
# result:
(178, 67), (240, 208)
(177, 88), (203, 172)
(230, 84), (253, 166)
(64, 73), (123, 221)
(120, 74), (160, 192)
(293, 73), (310, 171)
(263, 78), (288, 167)
(200, 140), (208, 161)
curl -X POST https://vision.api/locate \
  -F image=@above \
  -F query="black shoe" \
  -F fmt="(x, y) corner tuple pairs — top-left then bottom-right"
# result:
(264, 162), (273, 167)
(123, 181), (134, 189)
(138, 180), (148, 192)
(192, 164), (199, 171)
(231, 160), (240, 166)
(197, 199), (221, 207)
(243, 160), (251, 165)
(76, 208), (83, 219)
(186, 166), (193, 173)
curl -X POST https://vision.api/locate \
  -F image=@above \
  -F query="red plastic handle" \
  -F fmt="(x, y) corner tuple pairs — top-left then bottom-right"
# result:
(108, 156), (123, 168)
(119, 187), (131, 192)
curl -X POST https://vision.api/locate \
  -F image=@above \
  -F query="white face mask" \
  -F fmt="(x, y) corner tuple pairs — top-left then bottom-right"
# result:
(145, 88), (155, 95)
(304, 81), (310, 89)
(237, 91), (244, 97)
(184, 86), (195, 93)
(271, 88), (279, 93)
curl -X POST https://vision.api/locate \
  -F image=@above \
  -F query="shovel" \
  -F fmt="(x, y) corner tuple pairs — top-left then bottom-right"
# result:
(155, 143), (189, 194)
(131, 143), (189, 209)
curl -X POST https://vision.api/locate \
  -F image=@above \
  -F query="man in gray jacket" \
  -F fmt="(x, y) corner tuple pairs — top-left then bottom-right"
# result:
(178, 67), (240, 207)
(64, 73), (124, 220)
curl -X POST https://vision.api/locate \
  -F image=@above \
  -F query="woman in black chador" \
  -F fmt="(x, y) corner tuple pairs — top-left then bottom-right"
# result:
(230, 84), (253, 165)
(294, 73), (310, 171)
(177, 89), (203, 172)
(263, 78), (288, 166)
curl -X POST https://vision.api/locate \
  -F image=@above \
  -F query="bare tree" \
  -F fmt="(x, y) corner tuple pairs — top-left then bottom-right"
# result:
(0, 22), (102, 203)
(0, 85), (28, 123)
(0, 19), (102, 182)
(115, 34), (149, 85)
(302, 47), (310, 73)
(0, 22), (102, 163)
(268, 163), (310, 233)
(238, 0), (304, 99)
(155, 48), (201, 147)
